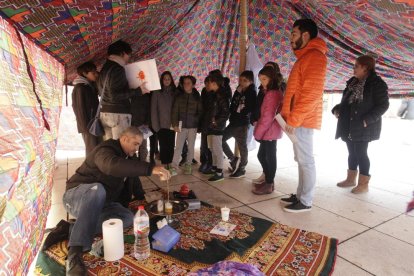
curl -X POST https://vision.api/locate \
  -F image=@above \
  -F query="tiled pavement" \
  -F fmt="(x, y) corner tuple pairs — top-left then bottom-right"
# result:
(39, 99), (414, 276)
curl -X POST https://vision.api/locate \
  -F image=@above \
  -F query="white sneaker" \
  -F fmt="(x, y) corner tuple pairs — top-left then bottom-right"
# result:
(169, 167), (177, 176)
(252, 173), (265, 184)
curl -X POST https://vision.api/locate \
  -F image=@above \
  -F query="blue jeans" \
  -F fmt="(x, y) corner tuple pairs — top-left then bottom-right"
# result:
(63, 183), (134, 251)
(293, 128), (316, 207)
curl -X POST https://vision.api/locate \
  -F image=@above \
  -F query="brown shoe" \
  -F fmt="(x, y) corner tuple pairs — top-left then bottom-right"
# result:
(254, 180), (274, 191)
(252, 182), (274, 195)
(337, 169), (358, 187)
(351, 174), (370, 194)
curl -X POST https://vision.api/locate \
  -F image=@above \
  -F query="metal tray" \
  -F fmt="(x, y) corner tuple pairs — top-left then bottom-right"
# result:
(147, 200), (189, 216)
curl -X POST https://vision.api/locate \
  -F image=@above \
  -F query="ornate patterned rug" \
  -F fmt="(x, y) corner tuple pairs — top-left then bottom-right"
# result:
(35, 205), (337, 275)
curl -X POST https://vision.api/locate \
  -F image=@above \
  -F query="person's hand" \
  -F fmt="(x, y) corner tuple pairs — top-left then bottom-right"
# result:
(252, 121), (257, 127)
(285, 124), (296, 135)
(236, 85), (243, 93)
(140, 82), (150, 94)
(173, 126), (181, 132)
(152, 165), (171, 181)
(363, 120), (367, 127)
(334, 110), (339, 118)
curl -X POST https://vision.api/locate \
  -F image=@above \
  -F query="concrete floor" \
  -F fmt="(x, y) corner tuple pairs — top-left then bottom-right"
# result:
(44, 115), (414, 276)
(36, 94), (414, 276)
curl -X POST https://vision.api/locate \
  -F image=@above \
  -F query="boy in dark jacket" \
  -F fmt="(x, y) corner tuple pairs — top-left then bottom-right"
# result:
(72, 61), (100, 156)
(222, 71), (257, 178)
(171, 76), (202, 174)
(203, 74), (230, 182)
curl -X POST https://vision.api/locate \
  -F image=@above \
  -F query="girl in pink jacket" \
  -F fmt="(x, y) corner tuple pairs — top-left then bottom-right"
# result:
(252, 66), (284, 195)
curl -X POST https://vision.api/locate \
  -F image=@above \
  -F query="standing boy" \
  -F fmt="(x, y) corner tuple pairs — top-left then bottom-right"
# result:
(222, 70), (257, 178)
(171, 76), (202, 174)
(203, 75), (230, 182)
(72, 61), (100, 156)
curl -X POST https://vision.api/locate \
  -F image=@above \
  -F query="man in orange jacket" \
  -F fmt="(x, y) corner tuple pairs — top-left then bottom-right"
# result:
(280, 19), (327, 212)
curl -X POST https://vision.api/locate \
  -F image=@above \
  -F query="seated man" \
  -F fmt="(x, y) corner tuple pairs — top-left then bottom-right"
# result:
(46, 126), (170, 275)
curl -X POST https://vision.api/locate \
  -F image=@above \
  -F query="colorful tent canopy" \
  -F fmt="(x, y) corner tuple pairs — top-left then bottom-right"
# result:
(0, 1), (413, 275)
(0, 0), (413, 93)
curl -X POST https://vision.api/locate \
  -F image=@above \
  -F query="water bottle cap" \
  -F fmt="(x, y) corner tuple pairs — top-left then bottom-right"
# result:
(138, 205), (144, 210)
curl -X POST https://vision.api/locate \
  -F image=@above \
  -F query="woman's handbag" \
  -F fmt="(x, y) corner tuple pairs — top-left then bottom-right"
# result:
(88, 68), (112, 136)
(87, 111), (104, 136)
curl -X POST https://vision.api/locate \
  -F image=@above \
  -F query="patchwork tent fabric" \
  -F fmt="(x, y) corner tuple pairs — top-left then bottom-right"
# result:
(0, 0), (413, 275)
(0, 17), (64, 275)
(0, 0), (412, 94)
(138, 1), (240, 85)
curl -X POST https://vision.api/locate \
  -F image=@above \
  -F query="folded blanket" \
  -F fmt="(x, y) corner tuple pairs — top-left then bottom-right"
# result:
(188, 261), (264, 276)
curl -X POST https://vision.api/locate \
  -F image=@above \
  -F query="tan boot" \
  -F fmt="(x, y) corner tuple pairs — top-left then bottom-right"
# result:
(337, 170), (358, 187)
(351, 174), (370, 194)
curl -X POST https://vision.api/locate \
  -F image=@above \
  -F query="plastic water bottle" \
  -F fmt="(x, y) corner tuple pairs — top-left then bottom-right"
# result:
(133, 206), (150, 260)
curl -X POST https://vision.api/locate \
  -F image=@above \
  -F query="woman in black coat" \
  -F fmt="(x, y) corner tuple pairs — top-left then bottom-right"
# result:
(332, 55), (389, 194)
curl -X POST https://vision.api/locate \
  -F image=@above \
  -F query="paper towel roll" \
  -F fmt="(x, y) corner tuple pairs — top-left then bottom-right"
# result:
(102, 218), (124, 261)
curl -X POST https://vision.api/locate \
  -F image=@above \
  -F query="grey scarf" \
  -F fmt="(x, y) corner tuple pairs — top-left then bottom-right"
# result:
(73, 76), (91, 86)
(348, 77), (366, 104)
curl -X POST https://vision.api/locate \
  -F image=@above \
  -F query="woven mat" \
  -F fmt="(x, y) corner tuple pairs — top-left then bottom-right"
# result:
(35, 205), (337, 275)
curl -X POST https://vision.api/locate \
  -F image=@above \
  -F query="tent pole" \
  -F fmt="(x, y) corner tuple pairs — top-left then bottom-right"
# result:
(234, 0), (248, 161)
(239, 0), (248, 74)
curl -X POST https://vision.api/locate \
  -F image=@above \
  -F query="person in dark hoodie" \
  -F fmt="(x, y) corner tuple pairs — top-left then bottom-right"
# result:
(72, 61), (100, 156)
(98, 40), (150, 141)
(171, 75), (203, 174)
(129, 89), (152, 200)
(203, 74), (230, 182)
(130, 91), (151, 162)
(54, 127), (170, 276)
(198, 76), (214, 173)
(222, 70), (257, 178)
(209, 69), (232, 100)
(176, 76), (198, 166)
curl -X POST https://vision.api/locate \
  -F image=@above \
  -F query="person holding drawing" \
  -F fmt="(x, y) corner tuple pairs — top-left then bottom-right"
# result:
(280, 19), (327, 213)
(98, 40), (149, 140)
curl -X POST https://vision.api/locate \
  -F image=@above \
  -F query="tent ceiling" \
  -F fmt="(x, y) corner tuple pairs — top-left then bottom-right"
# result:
(0, 0), (198, 82)
(0, 0), (413, 93)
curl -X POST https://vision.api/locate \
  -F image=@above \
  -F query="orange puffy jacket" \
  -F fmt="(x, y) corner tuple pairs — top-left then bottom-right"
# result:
(281, 38), (327, 129)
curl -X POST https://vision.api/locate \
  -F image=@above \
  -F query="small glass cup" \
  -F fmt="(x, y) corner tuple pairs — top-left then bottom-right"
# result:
(221, 206), (230, 222)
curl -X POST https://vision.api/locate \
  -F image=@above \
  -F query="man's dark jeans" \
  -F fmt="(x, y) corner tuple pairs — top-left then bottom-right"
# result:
(63, 183), (134, 251)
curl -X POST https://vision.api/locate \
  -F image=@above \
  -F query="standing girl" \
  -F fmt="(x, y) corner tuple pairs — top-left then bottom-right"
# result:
(252, 66), (284, 195)
(151, 71), (177, 174)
